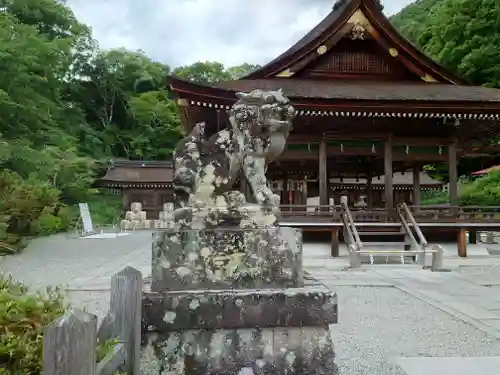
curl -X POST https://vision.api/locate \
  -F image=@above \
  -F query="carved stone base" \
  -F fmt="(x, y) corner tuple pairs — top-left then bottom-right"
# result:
(142, 288), (338, 375)
(151, 227), (303, 292)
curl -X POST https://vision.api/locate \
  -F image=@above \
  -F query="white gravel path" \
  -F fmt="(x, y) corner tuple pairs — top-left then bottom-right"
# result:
(329, 286), (500, 375)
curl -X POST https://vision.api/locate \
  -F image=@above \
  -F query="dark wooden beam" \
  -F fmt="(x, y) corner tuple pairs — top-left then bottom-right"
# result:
(392, 137), (454, 146)
(448, 142), (458, 206)
(319, 140), (328, 206)
(413, 165), (421, 207)
(384, 140), (394, 211)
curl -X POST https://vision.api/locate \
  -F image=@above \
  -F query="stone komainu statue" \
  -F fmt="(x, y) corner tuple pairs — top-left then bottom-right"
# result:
(172, 89), (295, 213)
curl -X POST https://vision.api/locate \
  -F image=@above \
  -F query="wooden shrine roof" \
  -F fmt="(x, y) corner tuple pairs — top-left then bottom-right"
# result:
(168, 0), (500, 151)
(215, 78), (500, 104)
(100, 160), (173, 188)
(242, 0), (465, 84)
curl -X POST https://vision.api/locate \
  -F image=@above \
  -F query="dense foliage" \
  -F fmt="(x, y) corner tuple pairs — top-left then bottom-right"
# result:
(0, 0), (258, 253)
(0, 275), (67, 374)
(391, 0), (500, 88)
(460, 171), (500, 206)
(0, 275), (123, 374)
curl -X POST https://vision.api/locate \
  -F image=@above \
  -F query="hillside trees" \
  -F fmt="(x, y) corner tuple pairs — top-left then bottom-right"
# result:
(70, 48), (183, 159)
(0, 1), (98, 250)
(172, 61), (261, 83)
(0, 0), (263, 252)
(392, 0), (500, 88)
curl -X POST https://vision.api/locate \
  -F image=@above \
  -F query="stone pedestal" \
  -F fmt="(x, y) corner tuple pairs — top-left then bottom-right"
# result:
(142, 227), (338, 374)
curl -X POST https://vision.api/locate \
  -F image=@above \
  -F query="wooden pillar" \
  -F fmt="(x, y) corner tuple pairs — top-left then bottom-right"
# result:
(319, 140), (328, 208)
(384, 141), (394, 213)
(448, 142), (458, 206)
(331, 227), (339, 257)
(413, 165), (421, 207)
(302, 179), (308, 206)
(366, 172), (373, 210)
(282, 178), (287, 205)
(457, 228), (467, 257)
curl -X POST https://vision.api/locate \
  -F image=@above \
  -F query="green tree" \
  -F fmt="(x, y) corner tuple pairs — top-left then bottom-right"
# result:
(390, 0), (441, 48)
(460, 171), (500, 205)
(226, 63), (262, 79)
(70, 48), (182, 160)
(127, 91), (183, 159)
(392, 0), (500, 88)
(421, 0), (500, 87)
(173, 61), (263, 83)
(173, 61), (231, 85)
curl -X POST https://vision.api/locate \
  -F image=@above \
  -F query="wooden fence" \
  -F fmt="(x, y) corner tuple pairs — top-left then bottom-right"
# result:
(43, 267), (143, 375)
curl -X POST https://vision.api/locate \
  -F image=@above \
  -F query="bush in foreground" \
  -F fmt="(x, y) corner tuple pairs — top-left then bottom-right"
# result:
(0, 275), (122, 374)
(0, 275), (67, 374)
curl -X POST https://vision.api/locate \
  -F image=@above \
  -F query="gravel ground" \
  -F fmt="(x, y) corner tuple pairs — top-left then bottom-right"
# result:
(457, 265), (500, 274)
(5, 232), (500, 374)
(0, 231), (153, 288)
(330, 286), (500, 375)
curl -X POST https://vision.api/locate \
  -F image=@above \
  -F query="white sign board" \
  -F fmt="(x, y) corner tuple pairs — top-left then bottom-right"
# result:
(78, 203), (94, 234)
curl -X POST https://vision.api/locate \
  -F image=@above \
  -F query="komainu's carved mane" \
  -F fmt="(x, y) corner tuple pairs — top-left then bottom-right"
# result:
(172, 89), (295, 220)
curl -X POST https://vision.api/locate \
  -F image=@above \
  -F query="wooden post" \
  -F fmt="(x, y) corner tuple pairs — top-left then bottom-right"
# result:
(457, 228), (467, 257)
(366, 171), (373, 209)
(448, 142), (458, 206)
(319, 140), (328, 208)
(412, 165), (421, 207)
(110, 267), (143, 375)
(44, 309), (97, 375)
(282, 178), (287, 205)
(384, 140), (394, 214)
(331, 228), (339, 257)
(302, 179), (308, 207)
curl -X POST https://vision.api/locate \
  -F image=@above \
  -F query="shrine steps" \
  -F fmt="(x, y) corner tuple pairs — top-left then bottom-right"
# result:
(356, 229), (417, 265)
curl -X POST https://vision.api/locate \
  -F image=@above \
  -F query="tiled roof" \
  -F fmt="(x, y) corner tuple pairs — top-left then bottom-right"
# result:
(101, 160), (173, 183)
(216, 79), (500, 102)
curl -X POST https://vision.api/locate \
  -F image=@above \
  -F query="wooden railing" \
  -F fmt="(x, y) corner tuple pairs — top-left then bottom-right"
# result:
(340, 201), (362, 268)
(279, 205), (396, 222)
(279, 204), (500, 223)
(408, 205), (500, 222)
(400, 203), (428, 248)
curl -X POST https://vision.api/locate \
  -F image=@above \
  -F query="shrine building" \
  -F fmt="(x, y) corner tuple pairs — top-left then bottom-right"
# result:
(167, 0), (500, 213)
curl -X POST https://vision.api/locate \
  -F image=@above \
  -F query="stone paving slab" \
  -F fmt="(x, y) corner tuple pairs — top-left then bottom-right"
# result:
(366, 268), (500, 340)
(483, 319), (500, 330)
(393, 356), (500, 375)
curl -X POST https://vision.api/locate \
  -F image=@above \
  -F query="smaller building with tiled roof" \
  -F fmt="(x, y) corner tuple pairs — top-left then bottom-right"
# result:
(100, 160), (174, 219)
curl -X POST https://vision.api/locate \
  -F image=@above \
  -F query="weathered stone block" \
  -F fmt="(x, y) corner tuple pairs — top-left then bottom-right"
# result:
(142, 287), (337, 331)
(143, 326), (338, 375)
(151, 228), (303, 292)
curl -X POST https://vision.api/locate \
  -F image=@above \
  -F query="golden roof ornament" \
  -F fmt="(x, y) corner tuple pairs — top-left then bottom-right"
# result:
(351, 20), (366, 40)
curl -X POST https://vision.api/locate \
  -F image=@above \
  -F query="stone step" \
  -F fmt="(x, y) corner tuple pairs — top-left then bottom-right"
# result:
(357, 249), (419, 265)
(357, 249), (416, 256)
(358, 231), (405, 237)
(361, 241), (406, 247)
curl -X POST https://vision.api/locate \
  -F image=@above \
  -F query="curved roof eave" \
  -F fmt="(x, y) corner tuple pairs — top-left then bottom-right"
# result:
(240, 0), (467, 85)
